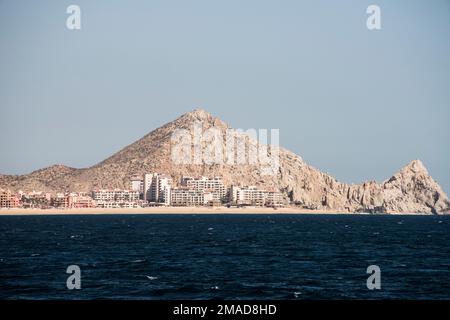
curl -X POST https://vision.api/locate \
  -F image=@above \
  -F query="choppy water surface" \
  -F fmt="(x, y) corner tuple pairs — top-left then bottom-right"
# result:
(0, 214), (449, 299)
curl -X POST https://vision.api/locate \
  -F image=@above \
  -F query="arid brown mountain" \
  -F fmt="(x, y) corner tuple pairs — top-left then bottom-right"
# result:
(1, 109), (449, 214)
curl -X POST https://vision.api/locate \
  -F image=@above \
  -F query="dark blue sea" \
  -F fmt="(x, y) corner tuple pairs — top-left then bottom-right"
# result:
(0, 214), (449, 300)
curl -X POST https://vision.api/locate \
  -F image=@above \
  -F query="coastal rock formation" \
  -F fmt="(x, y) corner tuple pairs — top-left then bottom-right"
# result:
(1, 109), (448, 214)
(381, 160), (449, 214)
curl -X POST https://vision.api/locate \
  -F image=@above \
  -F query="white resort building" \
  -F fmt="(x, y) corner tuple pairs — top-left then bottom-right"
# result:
(143, 173), (172, 205)
(170, 187), (214, 206)
(130, 175), (144, 193)
(181, 176), (227, 202)
(91, 189), (140, 208)
(230, 185), (284, 207)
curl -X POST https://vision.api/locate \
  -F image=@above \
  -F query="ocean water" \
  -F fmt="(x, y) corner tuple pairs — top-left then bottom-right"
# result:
(0, 214), (449, 300)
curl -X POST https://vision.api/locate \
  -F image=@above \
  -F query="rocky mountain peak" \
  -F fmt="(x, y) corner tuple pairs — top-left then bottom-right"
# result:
(172, 108), (229, 131)
(178, 108), (214, 122)
(186, 108), (212, 119)
(401, 159), (428, 175)
(384, 160), (431, 187)
(381, 160), (449, 214)
(0, 109), (448, 214)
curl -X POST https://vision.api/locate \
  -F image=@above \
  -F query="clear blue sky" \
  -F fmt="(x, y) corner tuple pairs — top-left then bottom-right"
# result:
(0, 0), (449, 192)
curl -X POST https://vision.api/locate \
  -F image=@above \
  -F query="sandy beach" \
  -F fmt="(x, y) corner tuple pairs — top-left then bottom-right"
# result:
(0, 206), (356, 215)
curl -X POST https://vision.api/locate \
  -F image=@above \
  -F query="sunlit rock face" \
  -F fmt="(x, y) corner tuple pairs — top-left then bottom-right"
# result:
(1, 109), (448, 214)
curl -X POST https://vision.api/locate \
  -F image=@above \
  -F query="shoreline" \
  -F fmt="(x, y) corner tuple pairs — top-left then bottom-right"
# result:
(0, 207), (434, 216)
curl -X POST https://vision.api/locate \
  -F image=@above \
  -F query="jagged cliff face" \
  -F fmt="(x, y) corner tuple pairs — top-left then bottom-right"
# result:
(279, 157), (449, 214)
(1, 109), (449, 214)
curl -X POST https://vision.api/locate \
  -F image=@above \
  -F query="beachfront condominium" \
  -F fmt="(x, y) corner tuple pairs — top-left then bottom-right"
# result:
(0, 189), (11, 208)
(265, 191), (285, 207)
(181, 176), (227, 202)
(68, 193), (95, 208)
(230, 185), (285, 207)
(143, 173), (172, 205)
(170, 187), (214, 206)
(91, 189), (140, 208)
(0, 189), (21, 208)
(91, 190), (140, 201)
(51, 192), (95, 208)
(51, 193), (69, 208)
(20, 191), (52, 208)
(130, 175), (144, 194)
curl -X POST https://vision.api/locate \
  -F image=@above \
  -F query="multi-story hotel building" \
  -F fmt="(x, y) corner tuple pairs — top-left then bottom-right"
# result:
(230, 186), (284, 207)
(230, 186), (266, 206)
(68, 193), (95, 208)
(130, 175), (144, 194)
(51, 192), (95, 208)
(0, 189), (21, 208)
(0, 189), (11, 208)
(92, 190), (139, 201)
(91, 189), (140, 208)
(170, 187), (213, 206)
(265, 191), (285, 207)
(143, 173), (172, 205)
(181, 176), (226, 202)
(52, 193), (70, 208)
(91, 190), (115, 202)
(20, 191), (52, 208)
(26, 191), (52, 202)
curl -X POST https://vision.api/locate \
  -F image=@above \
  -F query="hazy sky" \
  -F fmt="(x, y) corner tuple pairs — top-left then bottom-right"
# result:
(1, 0), (449, 192)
